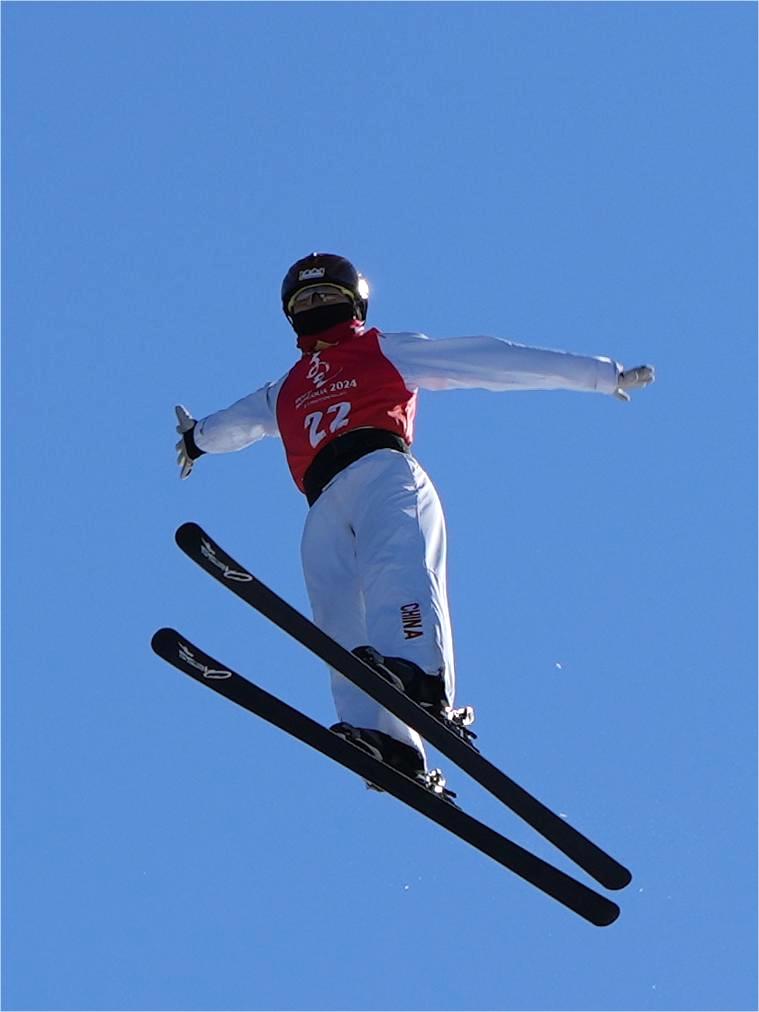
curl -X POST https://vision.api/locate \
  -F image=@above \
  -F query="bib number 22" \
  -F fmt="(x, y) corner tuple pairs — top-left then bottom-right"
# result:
(304, 401), (352, 448)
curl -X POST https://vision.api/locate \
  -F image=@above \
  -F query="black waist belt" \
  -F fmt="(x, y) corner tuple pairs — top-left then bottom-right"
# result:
(303, 429), (409, 507)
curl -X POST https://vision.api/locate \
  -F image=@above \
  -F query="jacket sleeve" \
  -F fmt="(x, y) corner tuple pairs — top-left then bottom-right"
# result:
(193, 376), (284, 454)
(379, 331), (620, 395)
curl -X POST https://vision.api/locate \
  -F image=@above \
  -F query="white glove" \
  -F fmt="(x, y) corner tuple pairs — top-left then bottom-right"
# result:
(175, 404), (197, 480)
(614, 364), (655, 402)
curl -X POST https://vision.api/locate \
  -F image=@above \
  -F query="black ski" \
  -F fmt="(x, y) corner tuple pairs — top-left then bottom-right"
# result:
(150, 627), (620, 926)
(174, 521), (632, 891)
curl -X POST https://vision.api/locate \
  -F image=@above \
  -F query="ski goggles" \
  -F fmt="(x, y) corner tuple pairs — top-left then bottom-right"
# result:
(287, 284), (356, 316)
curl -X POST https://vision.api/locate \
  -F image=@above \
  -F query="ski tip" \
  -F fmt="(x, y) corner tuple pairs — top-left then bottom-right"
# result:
(151, 627), (178, 654)
(593, 900), (621, 928)
(606, 866), (633, 891)
(175, 521), (203, 548)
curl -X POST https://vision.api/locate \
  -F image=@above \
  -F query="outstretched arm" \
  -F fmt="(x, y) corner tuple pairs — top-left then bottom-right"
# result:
(174, 379), (284, 480)
(380, 331), (654, 399)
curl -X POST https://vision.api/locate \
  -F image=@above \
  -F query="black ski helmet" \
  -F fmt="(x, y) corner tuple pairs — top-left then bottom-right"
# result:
(281, 253), (369, 323)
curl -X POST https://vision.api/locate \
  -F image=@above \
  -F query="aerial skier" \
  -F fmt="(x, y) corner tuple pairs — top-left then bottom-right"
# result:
(175, 252), (654, 793)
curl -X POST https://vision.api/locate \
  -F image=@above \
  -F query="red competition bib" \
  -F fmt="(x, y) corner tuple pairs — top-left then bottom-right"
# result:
(276, 329), (417, 492)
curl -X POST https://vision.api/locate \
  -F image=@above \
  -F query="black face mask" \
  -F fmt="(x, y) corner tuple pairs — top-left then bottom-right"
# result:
(291, 302), (355, 337)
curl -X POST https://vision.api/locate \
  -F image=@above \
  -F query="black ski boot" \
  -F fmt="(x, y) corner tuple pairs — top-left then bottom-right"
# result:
(330, 722), (455, 801)
(352, 646), (477, 748)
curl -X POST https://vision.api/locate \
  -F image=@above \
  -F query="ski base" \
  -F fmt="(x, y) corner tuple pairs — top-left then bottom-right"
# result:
(151, 627), (620, 927)
(174, 521), (632, 892)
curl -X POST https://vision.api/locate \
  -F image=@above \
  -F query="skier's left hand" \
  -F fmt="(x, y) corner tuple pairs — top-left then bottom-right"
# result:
(615, 365), (655, 402)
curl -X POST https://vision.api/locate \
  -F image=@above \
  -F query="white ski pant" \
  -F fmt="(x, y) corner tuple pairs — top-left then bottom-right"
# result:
(300, 448), (455, 762)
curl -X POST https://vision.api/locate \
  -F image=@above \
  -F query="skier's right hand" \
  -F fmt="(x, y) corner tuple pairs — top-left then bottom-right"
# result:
(175, 404), (202, 480)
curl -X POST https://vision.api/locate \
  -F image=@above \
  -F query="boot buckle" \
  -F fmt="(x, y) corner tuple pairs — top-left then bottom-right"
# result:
(441, 705), (478, 747)
(418, 767), (457, 803)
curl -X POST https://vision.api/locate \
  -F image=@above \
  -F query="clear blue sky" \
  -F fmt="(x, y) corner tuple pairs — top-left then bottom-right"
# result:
(3, 3), (756, 1010)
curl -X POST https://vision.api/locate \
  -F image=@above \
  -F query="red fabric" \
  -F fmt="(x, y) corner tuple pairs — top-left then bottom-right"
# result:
(296, 319), (366, 353)
(276, 329), (417, 492)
